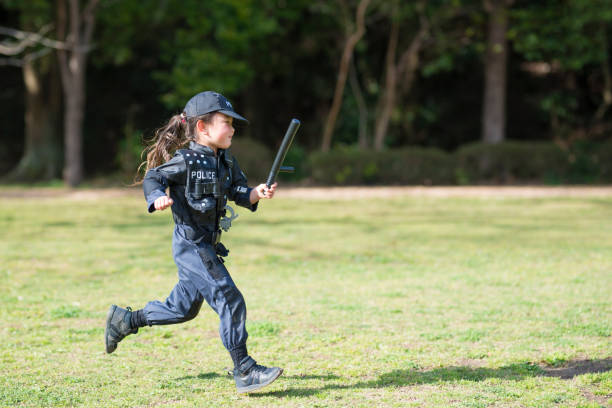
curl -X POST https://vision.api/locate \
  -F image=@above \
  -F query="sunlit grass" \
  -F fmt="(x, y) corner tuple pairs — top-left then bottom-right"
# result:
(0, 190), (610, 407)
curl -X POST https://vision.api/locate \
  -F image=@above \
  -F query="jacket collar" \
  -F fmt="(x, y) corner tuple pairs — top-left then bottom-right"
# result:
(189, 141), (221, 157)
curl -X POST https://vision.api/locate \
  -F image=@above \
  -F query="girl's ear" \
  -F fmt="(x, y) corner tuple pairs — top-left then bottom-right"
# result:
(196, 119), (207, 134)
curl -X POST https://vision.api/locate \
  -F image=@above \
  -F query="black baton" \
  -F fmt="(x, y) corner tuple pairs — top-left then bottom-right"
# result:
(266, 118), (301, 188)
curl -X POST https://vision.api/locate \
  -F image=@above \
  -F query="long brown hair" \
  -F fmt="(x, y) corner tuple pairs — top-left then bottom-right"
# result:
(133, 112), (215, 184)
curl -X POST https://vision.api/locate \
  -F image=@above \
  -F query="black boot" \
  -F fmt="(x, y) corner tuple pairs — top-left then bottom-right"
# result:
(104, 305), (138, 354)
(233, 356), (283, 393)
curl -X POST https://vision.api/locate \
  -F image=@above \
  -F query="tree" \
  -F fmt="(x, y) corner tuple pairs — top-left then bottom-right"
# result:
(0, 0), (100, 186)
(509, 0), (612, 143)
(319, 0), (371, 152)
(348, 58), (369, 148)
(367, 0), (469, 150)
(14, 48), (62, 180)
(57, 0), (99, 186)
(373, 1), (430, 151)
(119, 0), (311, 148)
(150, 0), (284, 109)
(0, 2), (62, 181)
(481, 0), (513, 144)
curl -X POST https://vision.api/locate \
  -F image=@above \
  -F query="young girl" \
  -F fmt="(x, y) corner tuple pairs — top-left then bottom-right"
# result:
(104, 91), (282, 393)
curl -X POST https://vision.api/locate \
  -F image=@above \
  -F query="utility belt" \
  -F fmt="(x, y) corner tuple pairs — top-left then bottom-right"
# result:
(184, 227), (222, 245)
(183, 227), (230, 257)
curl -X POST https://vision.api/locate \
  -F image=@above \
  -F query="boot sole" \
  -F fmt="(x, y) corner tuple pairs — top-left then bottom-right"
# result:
(104, 305), (118, 354)
(236, 368), (283, 393)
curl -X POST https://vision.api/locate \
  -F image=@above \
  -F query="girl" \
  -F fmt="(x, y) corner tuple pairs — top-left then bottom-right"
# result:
(104, 91), (282, 393)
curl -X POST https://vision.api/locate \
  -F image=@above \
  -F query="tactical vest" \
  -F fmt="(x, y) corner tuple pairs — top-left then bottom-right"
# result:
(177, 149), (234, 224)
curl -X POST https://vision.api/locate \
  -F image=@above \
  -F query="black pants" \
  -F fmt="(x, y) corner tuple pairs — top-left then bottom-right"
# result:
(143, 226), (248, 351)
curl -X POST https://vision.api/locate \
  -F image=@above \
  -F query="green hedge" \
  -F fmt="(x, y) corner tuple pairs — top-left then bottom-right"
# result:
(309, 146), (455, 185)
(229, 140), (612, 185)
(307, 141), (612, 185)
(229, 137), (307, 184)
(596, 141), (612, 180)
(454, 141), (569, 184)
(564, 140), (612, 183)
(229, 137), (273, 182)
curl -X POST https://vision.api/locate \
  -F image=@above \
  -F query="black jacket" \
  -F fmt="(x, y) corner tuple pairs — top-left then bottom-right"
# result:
(143, 141), (257, 240)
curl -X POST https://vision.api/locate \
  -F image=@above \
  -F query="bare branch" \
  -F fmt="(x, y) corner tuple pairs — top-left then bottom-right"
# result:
(0, 47), (52, 67)
(0, 25), (69, 55)
(0, 24), (52, 39)
(0, 26), (39, 55)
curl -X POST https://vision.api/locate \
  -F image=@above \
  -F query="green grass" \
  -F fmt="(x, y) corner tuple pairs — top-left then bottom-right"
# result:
(0, 189), (611, 407)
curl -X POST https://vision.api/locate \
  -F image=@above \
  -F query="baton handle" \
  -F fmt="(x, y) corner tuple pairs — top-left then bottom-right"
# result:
(266, 118), (300, 188)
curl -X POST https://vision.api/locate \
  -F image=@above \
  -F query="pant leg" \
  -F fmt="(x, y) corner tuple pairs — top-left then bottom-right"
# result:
(143, 279), (204, 325)
(151, 227), (248, 351)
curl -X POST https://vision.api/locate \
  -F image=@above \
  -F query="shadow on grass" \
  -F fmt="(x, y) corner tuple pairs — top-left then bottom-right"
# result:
(173, 372), (340, 383)
(175, 372), (223, 381)
(283, 374), (341, 380)
(249, 358), (612, 398)
(540, 358), (612, 379)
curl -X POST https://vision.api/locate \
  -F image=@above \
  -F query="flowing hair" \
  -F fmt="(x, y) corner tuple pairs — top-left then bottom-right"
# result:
(133, 112), (215, 184)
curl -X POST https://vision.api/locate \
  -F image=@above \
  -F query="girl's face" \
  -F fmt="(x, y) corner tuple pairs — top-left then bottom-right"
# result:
(196, 112), (235, 152)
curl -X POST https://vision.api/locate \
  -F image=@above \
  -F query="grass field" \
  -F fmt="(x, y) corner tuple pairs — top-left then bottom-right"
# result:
(1, 187), (611, 407)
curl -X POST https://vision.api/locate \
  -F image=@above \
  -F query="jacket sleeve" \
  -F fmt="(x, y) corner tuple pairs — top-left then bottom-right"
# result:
(227, 156), (258, 212)
(142, 153), (186, 213)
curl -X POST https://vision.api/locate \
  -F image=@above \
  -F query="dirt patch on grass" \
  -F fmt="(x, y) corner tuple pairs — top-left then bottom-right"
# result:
(580, 387), (611, 408)
(6, 185), (612, 200)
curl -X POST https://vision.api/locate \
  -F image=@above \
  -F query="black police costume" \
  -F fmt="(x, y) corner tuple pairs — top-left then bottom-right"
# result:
(104, 91), (283, 393)
(141, 141), (253, 344)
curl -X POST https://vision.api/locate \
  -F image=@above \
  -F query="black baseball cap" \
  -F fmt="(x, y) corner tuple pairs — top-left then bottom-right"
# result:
(183, 91), (249, 123)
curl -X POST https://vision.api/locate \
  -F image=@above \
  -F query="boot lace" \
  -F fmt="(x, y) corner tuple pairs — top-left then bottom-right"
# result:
(229, 364), (268, 377)
(250, 364), (268, 373)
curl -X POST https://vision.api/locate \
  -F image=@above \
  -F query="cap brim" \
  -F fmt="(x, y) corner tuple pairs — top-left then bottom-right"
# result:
(218, 110), (249, 124)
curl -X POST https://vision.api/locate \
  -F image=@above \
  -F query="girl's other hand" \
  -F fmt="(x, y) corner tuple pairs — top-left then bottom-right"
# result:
(254, 182), (277, 200)
(154, 195), (174, 211)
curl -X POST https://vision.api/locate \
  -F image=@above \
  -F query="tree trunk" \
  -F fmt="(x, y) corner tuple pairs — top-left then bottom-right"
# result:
(320, 0), (370, 152)
(373, 17), (399, 152)
(57, 0), (98, 187)
(62, 63), (85, 186)
(481, 0), (511, 144)
(6, 39), (62, 182)
(594, 24), (611, 121)
(349, 58), (368, 149)
(373, 11), (428, 151)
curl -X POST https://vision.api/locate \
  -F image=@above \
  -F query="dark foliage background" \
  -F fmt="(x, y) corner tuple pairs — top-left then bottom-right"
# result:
(1, 0), (611, 185)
